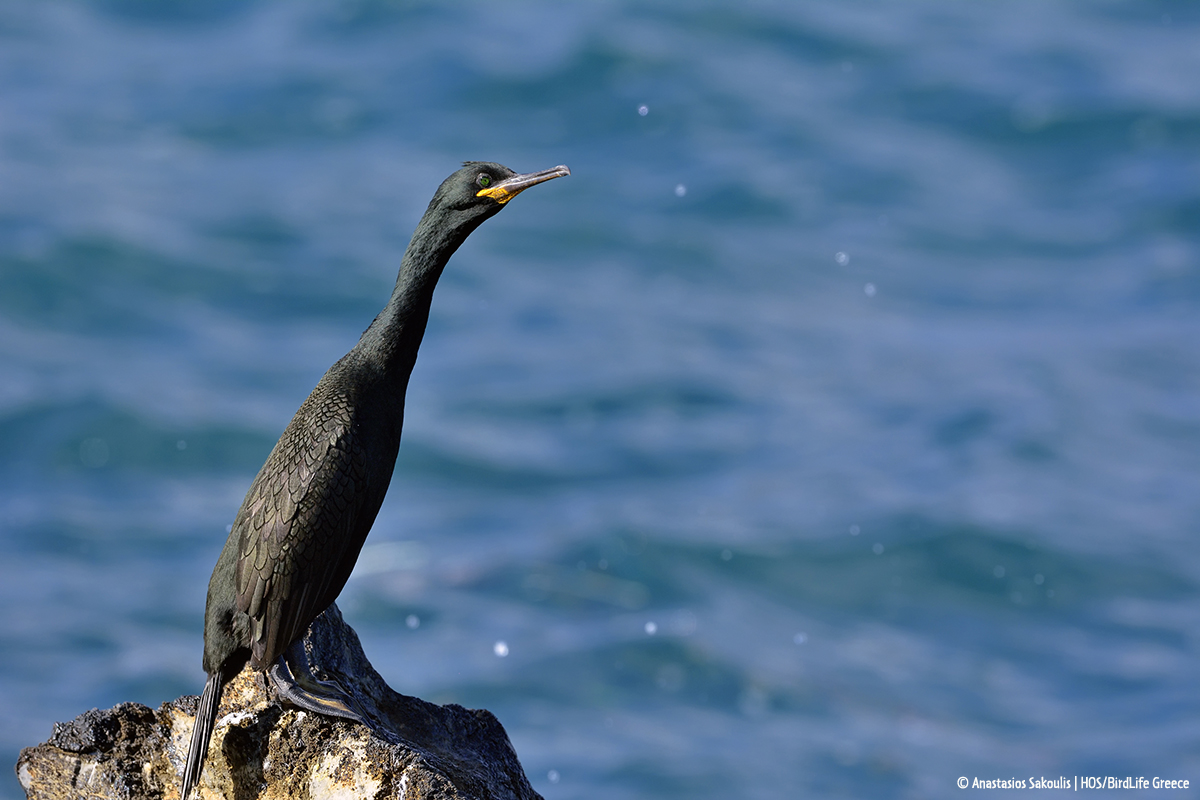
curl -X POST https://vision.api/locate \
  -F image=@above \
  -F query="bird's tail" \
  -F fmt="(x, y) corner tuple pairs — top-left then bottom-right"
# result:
(181, 669), (226, 800)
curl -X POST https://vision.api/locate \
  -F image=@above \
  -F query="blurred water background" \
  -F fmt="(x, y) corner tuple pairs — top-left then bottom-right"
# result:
(2, 2), (1199, 798)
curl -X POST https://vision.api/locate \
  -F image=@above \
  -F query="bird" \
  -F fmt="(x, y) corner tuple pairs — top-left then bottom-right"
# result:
(180, 161), (570, 800)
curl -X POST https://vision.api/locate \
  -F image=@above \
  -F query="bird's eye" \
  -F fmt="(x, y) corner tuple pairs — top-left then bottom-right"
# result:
(478, 174), (492, 188)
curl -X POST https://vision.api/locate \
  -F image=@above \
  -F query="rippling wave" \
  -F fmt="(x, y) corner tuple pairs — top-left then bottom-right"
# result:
(1, 2), (1197, 798)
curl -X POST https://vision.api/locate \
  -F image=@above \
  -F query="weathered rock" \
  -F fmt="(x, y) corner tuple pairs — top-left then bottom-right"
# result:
(16, 606), (543, 800)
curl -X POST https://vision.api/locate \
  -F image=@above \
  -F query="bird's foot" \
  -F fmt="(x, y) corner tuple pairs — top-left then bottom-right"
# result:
(267, 639), (372, 726)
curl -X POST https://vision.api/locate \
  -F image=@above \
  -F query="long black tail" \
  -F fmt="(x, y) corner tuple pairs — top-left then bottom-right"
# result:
(181, 669), (226, 800)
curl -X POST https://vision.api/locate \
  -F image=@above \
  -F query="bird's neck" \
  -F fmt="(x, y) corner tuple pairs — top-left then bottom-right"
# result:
(354, 206), (480, 386)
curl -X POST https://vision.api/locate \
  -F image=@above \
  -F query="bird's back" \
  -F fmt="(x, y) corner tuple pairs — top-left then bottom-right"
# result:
(206, 352), (401, 671)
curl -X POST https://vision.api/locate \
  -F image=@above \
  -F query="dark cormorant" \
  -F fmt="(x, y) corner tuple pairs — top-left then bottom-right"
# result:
(180, 162), (570, 799)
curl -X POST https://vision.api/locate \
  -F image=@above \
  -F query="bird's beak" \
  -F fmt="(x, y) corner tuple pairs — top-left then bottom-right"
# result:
(477, 165), (571, 204)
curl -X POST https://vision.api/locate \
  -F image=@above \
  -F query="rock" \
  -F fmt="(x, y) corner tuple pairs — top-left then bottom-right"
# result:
(15, 606), (543, 800)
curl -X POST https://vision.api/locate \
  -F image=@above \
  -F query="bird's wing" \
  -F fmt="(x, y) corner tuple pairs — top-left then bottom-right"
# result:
(233, 395), (372, 668)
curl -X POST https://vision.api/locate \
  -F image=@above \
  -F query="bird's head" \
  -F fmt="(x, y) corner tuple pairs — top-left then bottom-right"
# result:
(396, 161), (570, 285)
(428, 161), (571, 224)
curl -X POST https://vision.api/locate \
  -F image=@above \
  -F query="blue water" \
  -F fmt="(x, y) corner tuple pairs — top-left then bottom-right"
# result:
(2, 2), (1199, 798)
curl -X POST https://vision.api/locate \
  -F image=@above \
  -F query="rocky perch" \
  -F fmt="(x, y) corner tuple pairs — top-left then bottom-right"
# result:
(15, 606), (543, 800)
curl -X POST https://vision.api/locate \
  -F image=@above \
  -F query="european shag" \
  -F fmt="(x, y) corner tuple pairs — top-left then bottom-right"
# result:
(181, 162), (570, 799)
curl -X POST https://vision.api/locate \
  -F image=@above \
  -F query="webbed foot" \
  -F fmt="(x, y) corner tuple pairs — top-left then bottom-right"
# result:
(267, 634), (372, 725)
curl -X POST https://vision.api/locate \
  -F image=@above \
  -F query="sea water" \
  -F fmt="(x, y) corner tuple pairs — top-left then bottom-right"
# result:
(1, 3), (1197, 798)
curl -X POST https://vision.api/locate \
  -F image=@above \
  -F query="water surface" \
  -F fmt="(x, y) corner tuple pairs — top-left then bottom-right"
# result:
(1, 2), (1198, 798)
